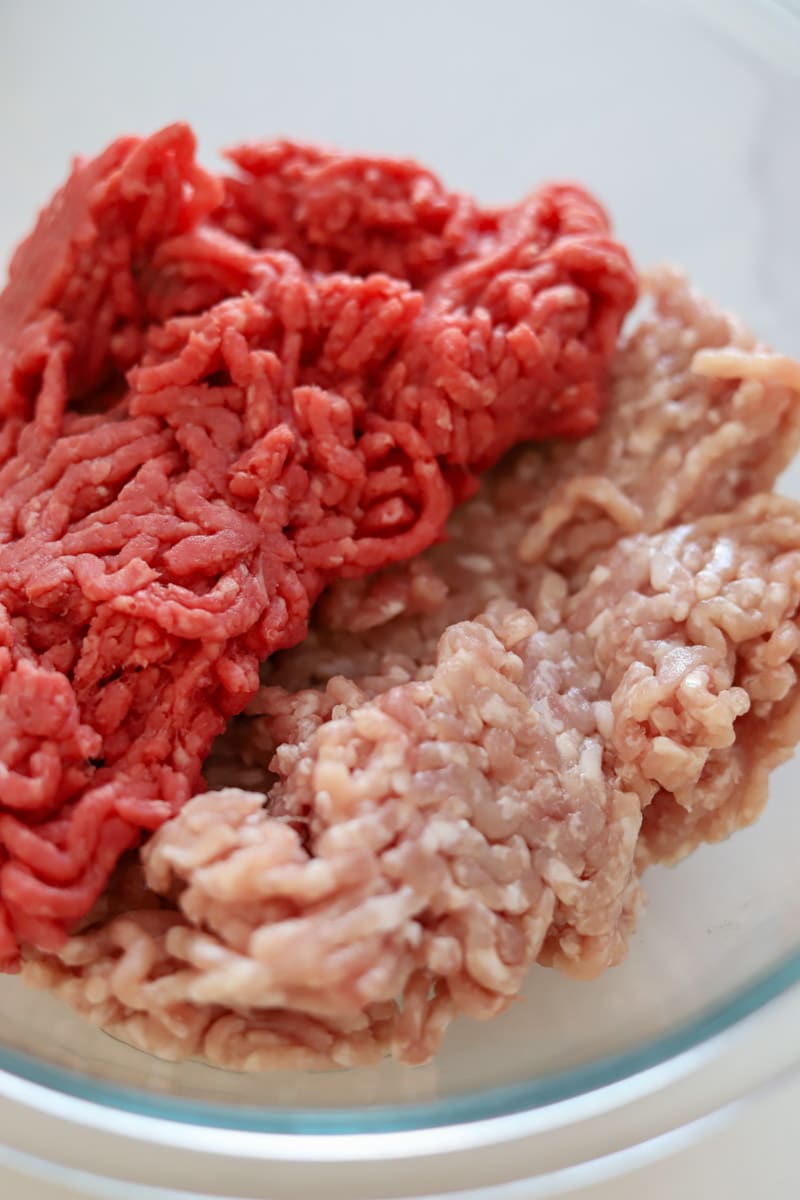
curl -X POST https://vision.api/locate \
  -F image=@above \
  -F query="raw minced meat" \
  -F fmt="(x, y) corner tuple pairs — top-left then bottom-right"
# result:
(0, 125), (636, 967)
(23, 268), (800, 1069)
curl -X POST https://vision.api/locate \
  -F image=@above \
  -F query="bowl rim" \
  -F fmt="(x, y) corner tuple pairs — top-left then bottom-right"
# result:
(2, 1068), (798, 1200)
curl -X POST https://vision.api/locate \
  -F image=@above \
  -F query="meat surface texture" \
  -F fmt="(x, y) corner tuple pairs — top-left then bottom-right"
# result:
(0, 125), (636, 967)
(23, 269), (800, 1069)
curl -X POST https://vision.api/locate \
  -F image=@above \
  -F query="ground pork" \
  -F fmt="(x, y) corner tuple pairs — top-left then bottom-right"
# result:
(23, 269), (800, 1068)
(0, 125), (636, 967)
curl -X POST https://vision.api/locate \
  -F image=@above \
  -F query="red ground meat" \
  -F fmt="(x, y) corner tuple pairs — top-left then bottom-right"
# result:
(0, 124), (636, 968)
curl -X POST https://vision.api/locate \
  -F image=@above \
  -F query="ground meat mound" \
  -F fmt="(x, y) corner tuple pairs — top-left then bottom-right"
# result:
(24, 270), (800, 1068)
(0, 125), (636, 967)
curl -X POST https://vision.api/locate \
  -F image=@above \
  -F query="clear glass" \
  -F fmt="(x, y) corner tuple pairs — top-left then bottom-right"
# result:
(0, 0), (799, 1142)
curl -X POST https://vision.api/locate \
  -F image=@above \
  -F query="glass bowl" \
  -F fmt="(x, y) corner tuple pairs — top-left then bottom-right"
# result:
(1, 0), (799, 1195)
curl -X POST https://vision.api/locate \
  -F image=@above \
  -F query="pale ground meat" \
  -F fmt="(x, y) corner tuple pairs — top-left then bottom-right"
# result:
(22, 268), (800, 1070)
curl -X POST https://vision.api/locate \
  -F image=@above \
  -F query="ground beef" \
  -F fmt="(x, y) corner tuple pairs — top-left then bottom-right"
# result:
(24, 269), (800, 1068)
(0, 125), (636, 968)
